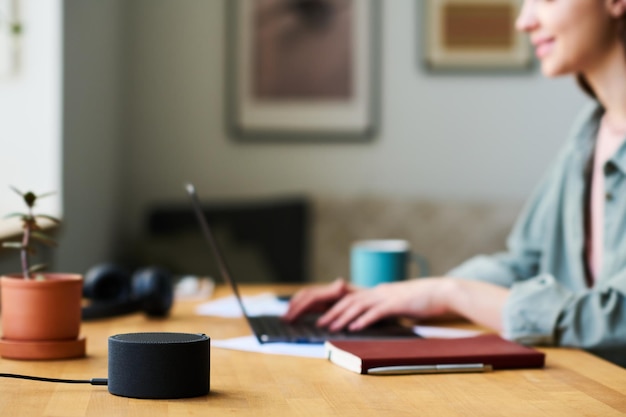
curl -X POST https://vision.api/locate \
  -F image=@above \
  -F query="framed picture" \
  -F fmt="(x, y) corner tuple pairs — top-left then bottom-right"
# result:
(423, 0), (532, 71)
(226, 0), (380, 141)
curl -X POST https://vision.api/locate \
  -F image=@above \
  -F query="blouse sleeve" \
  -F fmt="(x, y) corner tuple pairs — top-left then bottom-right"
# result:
(504, 273), (626, 366)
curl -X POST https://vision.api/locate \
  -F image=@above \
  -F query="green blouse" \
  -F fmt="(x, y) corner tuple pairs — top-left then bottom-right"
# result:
(449, 103), (626, 367)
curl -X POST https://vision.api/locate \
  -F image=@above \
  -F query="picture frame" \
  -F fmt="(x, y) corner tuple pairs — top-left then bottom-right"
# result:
(226, 0), (380, 142)
(423, 0), (532, 72)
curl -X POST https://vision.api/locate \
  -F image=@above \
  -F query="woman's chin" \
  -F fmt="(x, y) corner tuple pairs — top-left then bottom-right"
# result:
(539, 61), (569, 78)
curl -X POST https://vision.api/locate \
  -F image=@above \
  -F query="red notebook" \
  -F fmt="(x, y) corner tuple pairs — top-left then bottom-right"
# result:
(325, 334), (545, 375)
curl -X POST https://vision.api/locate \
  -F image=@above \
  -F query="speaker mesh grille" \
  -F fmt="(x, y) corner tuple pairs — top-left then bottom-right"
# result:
(108, 332), (210, 399)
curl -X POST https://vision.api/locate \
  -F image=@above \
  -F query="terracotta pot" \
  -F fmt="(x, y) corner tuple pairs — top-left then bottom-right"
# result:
(0, 273), (86, 359)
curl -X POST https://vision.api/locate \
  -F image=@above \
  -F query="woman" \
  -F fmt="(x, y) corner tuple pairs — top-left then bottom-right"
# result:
(284, 0), (626, 367)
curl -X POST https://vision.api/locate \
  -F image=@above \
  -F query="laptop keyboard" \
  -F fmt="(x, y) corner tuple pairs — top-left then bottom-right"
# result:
(248, 315), (331, 342)
(247, 315), (418, 343)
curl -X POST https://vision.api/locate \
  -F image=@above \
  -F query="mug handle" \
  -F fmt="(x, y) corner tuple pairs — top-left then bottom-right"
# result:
(410, 252), (430, 277)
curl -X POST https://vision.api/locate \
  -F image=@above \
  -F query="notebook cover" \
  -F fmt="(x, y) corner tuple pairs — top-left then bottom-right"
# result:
(325, 334), (545, 374)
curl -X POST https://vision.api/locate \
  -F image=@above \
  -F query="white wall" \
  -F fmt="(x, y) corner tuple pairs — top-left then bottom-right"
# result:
(0, 0), (61, 220)
(122, 0), (590, 241)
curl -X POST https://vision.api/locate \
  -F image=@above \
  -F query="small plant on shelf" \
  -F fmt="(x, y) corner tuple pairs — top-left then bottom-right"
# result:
(1, 186), (60, 280)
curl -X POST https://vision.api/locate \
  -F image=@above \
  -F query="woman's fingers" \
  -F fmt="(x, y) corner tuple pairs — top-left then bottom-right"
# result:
(317, 293), (366, 329)
(320, 280), (428, 331)
(283, 278), (350, 322)
(319, 289), (385, 331)
(286, 278), (454, 331)
(348, 303), (388, 331)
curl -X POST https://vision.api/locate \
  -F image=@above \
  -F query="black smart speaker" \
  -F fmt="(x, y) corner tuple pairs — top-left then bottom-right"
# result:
(107, 332), (210, 399)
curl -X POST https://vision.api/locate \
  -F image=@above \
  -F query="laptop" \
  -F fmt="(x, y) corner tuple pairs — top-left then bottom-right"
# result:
(185, 183), (419, 344)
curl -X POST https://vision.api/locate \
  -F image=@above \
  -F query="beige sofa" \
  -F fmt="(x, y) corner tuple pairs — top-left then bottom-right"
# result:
(310, 196), (522, 282)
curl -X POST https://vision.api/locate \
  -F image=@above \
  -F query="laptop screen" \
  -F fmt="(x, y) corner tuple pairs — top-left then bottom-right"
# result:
(185, 183), (254, 319)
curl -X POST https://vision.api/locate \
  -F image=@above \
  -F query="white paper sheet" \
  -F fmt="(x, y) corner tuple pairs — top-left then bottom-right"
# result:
(212, 336), (326, 358)
(195, 293), (289, 317)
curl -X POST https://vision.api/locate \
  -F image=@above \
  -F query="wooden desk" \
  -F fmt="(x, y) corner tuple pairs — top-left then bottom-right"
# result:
(1, 285), (625, 417)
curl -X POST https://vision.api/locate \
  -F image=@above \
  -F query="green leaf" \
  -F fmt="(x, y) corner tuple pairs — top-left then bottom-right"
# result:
(1, 241), (23, 249)
(9, 185), (23, 196)
(30, 231), (58, 247)
(34, 214), (61, 224)
(36, 191), (56, 199)
(3, 212), (27, 220)
(29, 264), (48, 274)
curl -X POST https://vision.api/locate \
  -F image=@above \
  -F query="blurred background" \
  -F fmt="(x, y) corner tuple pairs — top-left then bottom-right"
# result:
(0, 0), (591, 284)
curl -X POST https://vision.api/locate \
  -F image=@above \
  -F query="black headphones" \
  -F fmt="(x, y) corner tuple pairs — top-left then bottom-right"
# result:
(82, 263), (174, 321)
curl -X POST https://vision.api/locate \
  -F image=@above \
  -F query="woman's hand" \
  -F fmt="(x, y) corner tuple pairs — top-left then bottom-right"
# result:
(283, 277), (509, 333)
(283, 278), (356, 323)
(316, 278), (455, 332)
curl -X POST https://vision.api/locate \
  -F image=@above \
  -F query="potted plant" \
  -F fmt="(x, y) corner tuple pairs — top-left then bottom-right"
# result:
(0, 187), (85, 360)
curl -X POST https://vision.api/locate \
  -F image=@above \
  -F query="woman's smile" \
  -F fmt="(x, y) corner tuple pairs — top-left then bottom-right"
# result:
(532, 36), (556, 59)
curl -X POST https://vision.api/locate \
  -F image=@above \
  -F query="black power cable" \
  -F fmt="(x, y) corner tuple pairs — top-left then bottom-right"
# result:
(0, 373), (108, 385)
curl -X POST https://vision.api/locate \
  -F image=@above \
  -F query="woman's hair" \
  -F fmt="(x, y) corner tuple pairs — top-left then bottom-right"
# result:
(577, 14), (626, 98)
(576, 75), (595, 98)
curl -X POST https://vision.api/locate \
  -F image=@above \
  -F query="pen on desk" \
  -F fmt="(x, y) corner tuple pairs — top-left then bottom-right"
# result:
(367, 363), (492, 375)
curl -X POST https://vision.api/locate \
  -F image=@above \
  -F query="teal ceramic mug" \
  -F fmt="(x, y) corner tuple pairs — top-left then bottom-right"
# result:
(350, 240), (429, 288)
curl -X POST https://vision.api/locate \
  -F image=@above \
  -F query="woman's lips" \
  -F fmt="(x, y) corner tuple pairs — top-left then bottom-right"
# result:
(533, 38), (555, 59)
